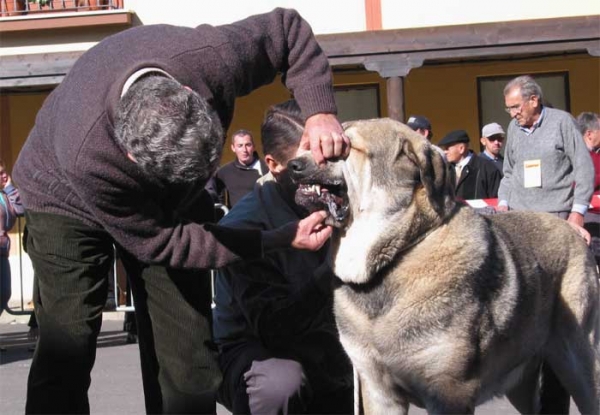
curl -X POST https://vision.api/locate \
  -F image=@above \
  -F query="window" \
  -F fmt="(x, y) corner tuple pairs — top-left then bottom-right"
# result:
(334, 84), (381, 123)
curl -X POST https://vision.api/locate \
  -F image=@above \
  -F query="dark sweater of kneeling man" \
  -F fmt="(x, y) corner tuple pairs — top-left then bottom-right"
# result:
(212, 100), (353, 415)
(439, 129), (502, 201)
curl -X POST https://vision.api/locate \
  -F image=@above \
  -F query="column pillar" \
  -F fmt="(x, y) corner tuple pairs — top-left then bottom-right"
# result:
(386, 76), (404, 122)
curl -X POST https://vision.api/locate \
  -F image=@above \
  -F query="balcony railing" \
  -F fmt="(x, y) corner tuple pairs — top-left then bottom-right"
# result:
(1, 0), (123, 17)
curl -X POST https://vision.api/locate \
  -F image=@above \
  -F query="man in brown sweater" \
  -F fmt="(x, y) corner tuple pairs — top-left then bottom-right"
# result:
(13, 8), (348, 414)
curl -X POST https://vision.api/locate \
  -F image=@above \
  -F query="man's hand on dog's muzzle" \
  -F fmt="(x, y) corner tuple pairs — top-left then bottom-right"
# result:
(301, 113), (350, 165)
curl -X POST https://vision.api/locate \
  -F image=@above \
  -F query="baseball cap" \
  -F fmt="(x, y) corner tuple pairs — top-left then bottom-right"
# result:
(407, 115), (431, 131)
(481, 122), (505, 138)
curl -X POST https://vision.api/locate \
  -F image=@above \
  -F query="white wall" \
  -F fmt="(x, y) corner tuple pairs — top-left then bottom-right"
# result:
(382, 0), (600, 29)
(125, 0), (366, 34)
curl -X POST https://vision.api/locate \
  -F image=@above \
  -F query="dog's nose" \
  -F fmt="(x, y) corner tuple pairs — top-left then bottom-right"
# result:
(287, 158), (306, 174)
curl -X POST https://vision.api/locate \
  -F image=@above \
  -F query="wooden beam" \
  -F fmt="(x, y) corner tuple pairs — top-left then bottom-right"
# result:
(317, 15), (600, 59)
(1, 15), (598, 88)
(0, 51), (83, 88)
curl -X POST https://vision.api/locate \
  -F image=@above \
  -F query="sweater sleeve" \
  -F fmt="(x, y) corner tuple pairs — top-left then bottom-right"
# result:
(497, 123), (515, 205)
(69, 151), (263, 270)
(216, 8), (337, 120)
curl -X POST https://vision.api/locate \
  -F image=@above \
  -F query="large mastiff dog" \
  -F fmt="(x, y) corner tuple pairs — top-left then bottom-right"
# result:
(288, 118), (599, 414)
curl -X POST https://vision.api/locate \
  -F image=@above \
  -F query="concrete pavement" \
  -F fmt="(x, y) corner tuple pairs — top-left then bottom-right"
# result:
(0, 312), (582, 415)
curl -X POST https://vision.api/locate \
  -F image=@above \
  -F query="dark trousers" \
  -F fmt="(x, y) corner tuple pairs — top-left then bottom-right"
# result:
(217, 340), (353, 415)
(24, 211), (221, 414)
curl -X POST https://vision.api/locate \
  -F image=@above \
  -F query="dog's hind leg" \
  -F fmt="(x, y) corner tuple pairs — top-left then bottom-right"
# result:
(506, 357), (542, 414)
(544, 314), (599, 414)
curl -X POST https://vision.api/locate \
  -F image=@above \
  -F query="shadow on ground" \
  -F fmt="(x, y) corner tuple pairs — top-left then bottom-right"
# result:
(0, 329), (134, 365)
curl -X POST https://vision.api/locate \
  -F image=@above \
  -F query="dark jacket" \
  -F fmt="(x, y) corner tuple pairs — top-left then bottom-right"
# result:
(13, 8), (337, 270)
(213, 153), (268, 208)
(455, 152), (502, 200)
(213, 173), (352, 391)
(478, 152), (504, 175)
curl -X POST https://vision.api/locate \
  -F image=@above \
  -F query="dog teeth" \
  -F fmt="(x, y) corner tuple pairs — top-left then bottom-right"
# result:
(300, 184), (323, 196)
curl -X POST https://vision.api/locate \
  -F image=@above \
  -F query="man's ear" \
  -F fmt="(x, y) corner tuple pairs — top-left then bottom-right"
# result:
(265, 154), (284, 174)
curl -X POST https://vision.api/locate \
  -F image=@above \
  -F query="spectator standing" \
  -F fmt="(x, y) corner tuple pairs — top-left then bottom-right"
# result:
(479, 122), (505, 173)
(497, 75), (594, 227)
(407, 114), (445, 158)
(12, 8), (349, 414)
(0, 159), (24, 317)
(407, 115), (433, 140)
(439, 130), (501, 200)
(213, 130), (268, 208)
(576, 112), (600, 191)
(498, 75), (594, 414)
(213, 100), (353, 414)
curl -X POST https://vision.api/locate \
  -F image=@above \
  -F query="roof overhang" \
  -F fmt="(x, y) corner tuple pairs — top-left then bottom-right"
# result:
(317, 14), (600, 77)
(1, 14), (599, 88)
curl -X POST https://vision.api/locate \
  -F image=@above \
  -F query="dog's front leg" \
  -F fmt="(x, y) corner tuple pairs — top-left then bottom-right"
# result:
(358, 370), (408, 415)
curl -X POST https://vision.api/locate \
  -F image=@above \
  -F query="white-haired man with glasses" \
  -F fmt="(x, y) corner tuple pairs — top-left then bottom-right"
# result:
(497, 75), (593, 228)
(497, 75), (594, 414)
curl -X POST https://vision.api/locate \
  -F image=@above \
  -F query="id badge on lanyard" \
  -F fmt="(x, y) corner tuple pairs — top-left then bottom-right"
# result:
(523, 159), (542, 188)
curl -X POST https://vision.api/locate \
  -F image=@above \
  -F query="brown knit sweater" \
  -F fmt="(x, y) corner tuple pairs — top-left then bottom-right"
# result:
(13, 8), (337, 270)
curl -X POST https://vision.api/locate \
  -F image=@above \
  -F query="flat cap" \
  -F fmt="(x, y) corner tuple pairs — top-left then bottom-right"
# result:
(438, 130), (470, 147)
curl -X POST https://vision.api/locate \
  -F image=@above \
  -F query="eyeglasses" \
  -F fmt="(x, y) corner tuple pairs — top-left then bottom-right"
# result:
(504, 95), (536, 114)
(486, 135), (504, 142)
(504, 102), (525, 114)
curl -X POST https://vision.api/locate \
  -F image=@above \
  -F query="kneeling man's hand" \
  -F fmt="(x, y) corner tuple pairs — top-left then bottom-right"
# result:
(262, 211), (332, 252)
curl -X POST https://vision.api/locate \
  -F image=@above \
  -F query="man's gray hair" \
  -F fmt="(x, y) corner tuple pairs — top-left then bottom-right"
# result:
(503, 75), (544, 105)
(114, 75), (224, 184)
(576, 112), (600, 135)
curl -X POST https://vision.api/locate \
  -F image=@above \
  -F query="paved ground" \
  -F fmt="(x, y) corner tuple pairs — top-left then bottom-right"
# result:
(0, 312), (582, 415)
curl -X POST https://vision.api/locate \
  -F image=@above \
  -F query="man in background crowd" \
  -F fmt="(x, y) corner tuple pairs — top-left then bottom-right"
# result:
(407, 115), (433, 141)
(439, 129), (501, 200)
(211, 130), (268, 208)
(479, 122), (505, 173)
(576, 112), (600, 191)
(407, 114), (445, 158)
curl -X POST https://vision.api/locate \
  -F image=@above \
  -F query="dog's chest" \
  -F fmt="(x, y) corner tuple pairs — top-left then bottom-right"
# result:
(335, 279), (395, 321)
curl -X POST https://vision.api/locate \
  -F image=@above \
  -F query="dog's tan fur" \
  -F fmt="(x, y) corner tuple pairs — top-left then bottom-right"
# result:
(290, 118), (600, 414)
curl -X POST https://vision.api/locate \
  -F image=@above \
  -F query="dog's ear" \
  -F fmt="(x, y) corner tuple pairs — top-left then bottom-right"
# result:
(407, 138), (455, 216)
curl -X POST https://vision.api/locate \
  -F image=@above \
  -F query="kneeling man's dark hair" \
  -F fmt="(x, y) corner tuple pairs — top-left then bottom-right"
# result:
(115, 75), (224, 184)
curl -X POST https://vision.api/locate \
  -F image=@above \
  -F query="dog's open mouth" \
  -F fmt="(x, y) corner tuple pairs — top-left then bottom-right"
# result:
(295, 182), (349, 226)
